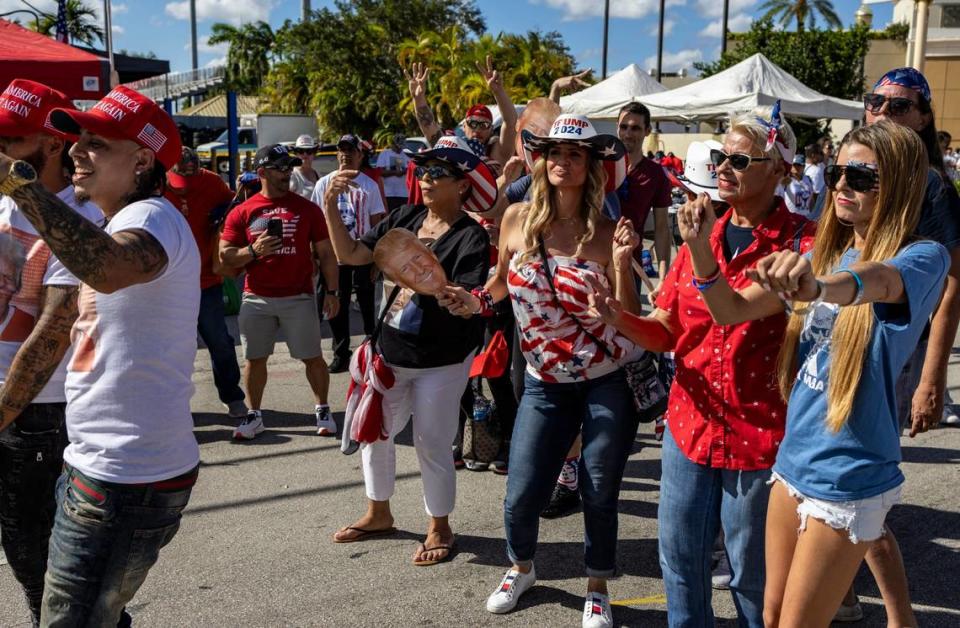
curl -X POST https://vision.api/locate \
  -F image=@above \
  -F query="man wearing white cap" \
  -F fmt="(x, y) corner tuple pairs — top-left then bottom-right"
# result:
(376, 133), (410, 212)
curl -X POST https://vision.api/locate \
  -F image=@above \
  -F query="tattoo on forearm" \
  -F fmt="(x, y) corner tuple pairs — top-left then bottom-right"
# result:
(0, 285), (78, 430)
(11, 183), (167, 288)
(415, 103), (435, 127)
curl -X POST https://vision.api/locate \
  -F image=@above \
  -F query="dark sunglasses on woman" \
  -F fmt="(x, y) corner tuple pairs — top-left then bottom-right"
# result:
(415, 165), (459, 181)
(709, 148), (771, 172)
(824, 163), (880, 193)
(466, 119), (492, 130)
(862, 93), (916, 117)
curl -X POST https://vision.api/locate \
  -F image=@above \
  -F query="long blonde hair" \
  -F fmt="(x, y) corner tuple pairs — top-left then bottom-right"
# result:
(776, 120), (928, 432)
(516, 149), (607, 264)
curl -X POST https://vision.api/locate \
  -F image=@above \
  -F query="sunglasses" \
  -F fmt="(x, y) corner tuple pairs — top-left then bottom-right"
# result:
(824, 164), (880, 193)
(709, 149), (771, 172)
(265, 164), (293, 174)
(294, 149), (316, 155)
(415, 165), (459, 181)
(863, 93), (917, 117)
(466, 119), (492, 130)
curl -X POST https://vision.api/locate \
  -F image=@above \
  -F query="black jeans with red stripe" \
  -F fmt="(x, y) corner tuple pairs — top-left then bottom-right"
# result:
(40, 464), (196, 626)
(0, 402), (67, 627)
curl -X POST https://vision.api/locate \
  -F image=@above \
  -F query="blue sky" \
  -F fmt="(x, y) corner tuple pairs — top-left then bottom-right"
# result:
(3, 0), (896, 75)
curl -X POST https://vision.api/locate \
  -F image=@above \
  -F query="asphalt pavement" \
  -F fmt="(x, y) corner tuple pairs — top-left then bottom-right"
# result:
(1, 312), (958, 627)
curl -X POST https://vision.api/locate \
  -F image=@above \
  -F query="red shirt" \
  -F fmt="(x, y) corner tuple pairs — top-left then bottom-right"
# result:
(655, 202), (815, 470)
(221, 192), (329, 298)
(620, 158), (672, 254)
(165, 169), (235, 289)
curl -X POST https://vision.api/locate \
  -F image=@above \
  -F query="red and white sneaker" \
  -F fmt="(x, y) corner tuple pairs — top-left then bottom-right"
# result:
(582, 592), (613, 628)
(316, 406), (337, 436)
(234, 411), (265, 440)
(486, 565), (536, 614)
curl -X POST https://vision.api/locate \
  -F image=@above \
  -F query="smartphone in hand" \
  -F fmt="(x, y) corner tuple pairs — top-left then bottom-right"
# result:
(267, 217), (283, 239)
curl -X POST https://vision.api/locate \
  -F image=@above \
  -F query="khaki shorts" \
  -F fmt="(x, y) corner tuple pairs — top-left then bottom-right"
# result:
(238, 293), (323, 361)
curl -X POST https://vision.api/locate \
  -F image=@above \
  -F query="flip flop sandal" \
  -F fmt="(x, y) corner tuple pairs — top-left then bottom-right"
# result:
(412, 541), (455, 566)
(332, 526), (397, 544)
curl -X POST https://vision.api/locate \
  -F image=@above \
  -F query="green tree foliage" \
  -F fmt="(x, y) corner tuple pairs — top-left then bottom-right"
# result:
(695, 18), (869, 146)
(758, 0), (842, 33)
(207, 21), (274, 94)
(32, 0), (104, 46)
(259, 0), (575, 142)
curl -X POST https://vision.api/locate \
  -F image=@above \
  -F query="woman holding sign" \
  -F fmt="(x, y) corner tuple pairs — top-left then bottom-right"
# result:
(321, 135), (495, 567)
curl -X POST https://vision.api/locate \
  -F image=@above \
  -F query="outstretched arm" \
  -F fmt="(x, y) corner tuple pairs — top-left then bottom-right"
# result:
(405, 63), (442, 147)
(549, 70), (592, 104)
(478, 56), (517, 165)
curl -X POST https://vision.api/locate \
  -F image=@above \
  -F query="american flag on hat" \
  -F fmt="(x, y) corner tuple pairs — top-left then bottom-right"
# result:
(137, 123), (168, 153)
(54, 1), (69, 44)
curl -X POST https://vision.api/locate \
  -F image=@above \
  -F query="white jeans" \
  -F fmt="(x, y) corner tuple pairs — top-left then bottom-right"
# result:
(361, 352), (474, 516)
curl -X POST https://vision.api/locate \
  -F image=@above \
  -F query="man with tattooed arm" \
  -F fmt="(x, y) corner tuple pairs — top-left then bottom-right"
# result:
(0, 85), (200, 625)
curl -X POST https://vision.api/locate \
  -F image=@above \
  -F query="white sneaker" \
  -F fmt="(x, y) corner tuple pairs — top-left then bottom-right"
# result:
(316, 406), (337, 436)
(941, 406), (960, 425)
(234, 411), (264, 440)
(711, 551), (732, 590)
(486, 565), (536, 614)
(833, 601), (864, 622)
(582, 592), (613, 628)
(225, 400), (248, 418)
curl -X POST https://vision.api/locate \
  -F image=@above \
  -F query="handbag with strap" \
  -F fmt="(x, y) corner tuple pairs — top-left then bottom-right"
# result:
(537, 239), (667, 423)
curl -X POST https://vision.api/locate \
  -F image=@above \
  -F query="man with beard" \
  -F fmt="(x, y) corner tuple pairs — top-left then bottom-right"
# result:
(311, 134), (384, 373)
(0, 79), (103, 626)
(223, 144), (340, 438)
(0, 85), (197, 625)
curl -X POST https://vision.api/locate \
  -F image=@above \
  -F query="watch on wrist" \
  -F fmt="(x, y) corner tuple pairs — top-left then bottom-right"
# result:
(327, 289), (343, 297)
(247, 244), (258, 260)
(0, 160), (37, 196)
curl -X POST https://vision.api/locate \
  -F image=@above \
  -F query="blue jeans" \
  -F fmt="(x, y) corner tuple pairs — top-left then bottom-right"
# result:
(658, 426), (770, 628)
(0, 403), (68, 626)
(40, 465), (195, 627)
(198, 283), (244, 405)
(504, 370), (638, 577)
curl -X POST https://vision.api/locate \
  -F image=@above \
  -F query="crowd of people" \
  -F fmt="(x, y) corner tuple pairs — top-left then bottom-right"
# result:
(0, 56), (956, 628)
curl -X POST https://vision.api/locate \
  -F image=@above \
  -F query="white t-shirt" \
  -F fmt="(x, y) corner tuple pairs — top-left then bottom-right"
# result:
(783, 175), (816, 219)
(289, 167), (319, 200)
(0, 187), (103, 404)
(804, 163), (825, 194)
(375, 149), (410, 198)
(312, 170), (385, 240)
(64, 197), (201, 483)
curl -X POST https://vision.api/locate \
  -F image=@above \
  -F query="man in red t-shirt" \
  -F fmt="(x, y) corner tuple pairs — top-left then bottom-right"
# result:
(166, 147), (247, 418)
(617, 103), (673, 287)
(220, 144), (340, 440)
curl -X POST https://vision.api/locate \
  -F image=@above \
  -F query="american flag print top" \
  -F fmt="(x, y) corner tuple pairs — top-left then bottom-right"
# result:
(508, 252), (634, 384)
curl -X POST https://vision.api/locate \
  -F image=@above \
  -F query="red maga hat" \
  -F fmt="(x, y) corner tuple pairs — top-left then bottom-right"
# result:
(465, 104), (492, 121)
(49, 86), (181, 170)
(0, 79), (77, 140)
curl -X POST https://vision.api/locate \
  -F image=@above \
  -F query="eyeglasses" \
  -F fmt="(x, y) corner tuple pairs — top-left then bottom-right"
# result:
(264, 164), (293, 174)
(863, 93), (917, 117)
(824, 164), (880, 193)
(415, 165), (458, 181)
(709, 149), (771, 172)
(466, 119), (492, 130)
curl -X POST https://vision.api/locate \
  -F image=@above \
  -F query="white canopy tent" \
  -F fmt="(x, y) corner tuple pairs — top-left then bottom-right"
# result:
(559, 63), (667, 118)
(639, 53), (864, 121)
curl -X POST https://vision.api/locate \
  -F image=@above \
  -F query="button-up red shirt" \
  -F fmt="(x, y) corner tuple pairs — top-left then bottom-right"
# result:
(655, 201), (815, 470)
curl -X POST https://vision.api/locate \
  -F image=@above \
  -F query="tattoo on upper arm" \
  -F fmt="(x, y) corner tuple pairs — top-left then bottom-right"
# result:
(112, 230), (168, 279)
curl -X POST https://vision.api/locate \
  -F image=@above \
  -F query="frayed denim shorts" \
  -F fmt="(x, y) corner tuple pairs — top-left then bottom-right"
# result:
(770, 472), (901, 544)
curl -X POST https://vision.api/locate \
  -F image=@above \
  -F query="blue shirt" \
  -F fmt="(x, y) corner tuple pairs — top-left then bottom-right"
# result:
(774, 241), (949, 501)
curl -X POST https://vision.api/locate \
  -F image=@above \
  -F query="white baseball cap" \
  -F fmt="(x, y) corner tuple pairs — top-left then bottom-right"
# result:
(294, 134), (318, 150)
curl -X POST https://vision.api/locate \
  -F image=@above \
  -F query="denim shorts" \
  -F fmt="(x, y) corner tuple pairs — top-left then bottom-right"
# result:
(771, 472), (901, 544)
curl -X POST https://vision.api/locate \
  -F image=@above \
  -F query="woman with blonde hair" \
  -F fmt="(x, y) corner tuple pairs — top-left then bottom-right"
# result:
(439, 114), (641, 628)
(595, 119), (948, 626)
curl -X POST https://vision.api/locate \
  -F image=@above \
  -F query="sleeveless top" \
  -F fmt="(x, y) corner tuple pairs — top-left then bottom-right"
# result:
(507, 251), (634, 383)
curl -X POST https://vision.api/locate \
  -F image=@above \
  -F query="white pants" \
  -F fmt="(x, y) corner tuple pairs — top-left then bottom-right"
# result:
(361, 352), (474, 516)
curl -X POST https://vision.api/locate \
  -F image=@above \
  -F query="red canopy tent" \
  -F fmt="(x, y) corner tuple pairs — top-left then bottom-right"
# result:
(0, 19), (109, 100)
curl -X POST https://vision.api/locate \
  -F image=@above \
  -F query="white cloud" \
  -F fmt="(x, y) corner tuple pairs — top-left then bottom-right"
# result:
(112, 25), (124, 35)
(694, 0), (757, 19)
(186, 35), (229, 55)
(165, 0), (277, 25)
(533, 0), (686, 20)
(205, 57), (226, 68)
(643, 48), (703, 73)
(113, 3), (128, 14)
(699, 12), (753, 37)
(649, 19), (675, 37)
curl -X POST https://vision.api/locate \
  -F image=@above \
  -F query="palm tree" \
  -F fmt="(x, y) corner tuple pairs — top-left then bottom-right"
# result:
(32, 0), (104, 47)
(207, 21), (274, 94)
(759, 0), (842, 32)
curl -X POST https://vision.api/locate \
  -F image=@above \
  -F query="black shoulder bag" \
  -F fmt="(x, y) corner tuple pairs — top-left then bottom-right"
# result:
(537, 238), (667, 423)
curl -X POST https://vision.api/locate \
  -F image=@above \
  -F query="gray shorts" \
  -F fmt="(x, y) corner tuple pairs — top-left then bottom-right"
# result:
(238, 293), (323, 361)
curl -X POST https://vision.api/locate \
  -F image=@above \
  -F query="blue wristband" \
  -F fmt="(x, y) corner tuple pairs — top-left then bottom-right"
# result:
(834, 269), (864, 305)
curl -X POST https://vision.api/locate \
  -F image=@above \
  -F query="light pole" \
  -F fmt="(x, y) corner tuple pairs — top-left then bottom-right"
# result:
(302, 0), (311, 21)
(656, 0), (665, 82)
(103, 0), (117, 87)
(601, 0), (610, 79)
(190, 0), (198, 71)
(721, 0), (730, 55)
(912, 0), (931, 72)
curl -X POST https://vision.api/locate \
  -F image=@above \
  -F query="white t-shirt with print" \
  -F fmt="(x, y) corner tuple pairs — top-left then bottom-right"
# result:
(64, 197), (201, 483)
(312, 170), (385, 240)
(0, 187), (103, 404)
(375, 149), (410, 198)
(804, 163), (825, 194)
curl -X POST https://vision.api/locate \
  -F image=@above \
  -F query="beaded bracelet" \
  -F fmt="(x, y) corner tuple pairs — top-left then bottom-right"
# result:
(470, 287), (496, 317)
(834, 269), (864, 305)
(691, 267), (722, 292)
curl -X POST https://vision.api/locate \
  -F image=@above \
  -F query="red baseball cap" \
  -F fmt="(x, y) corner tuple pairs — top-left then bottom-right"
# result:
(465, 104), (492, 121)
(49, 86), (182, 170)
(0, 79), (77, 140)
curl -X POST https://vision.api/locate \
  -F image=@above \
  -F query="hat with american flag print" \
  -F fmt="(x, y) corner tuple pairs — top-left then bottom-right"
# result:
(404, 135), (499, 213)
(521, 114), (627, 193)
(49, 85), (181, 170)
